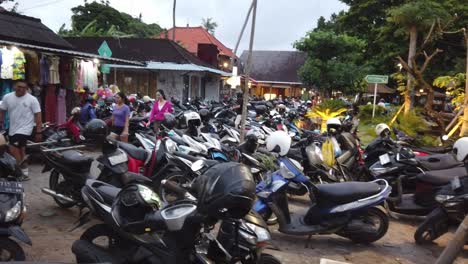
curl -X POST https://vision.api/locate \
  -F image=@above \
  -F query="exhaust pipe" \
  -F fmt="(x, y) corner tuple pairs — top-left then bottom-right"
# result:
(41, 188), (76, 204)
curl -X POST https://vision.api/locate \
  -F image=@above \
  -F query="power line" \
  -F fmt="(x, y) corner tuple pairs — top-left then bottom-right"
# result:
(19, 0), (66, 12)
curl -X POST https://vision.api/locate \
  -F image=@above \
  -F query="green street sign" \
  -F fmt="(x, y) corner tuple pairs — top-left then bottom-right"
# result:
(101, 64), (110, 74)
(98, 41), (112, 57)
(365, 75), (388, 84)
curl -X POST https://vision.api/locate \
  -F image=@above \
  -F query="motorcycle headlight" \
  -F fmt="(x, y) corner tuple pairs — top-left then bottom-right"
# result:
(435, 195), (454, 203)
(5, 201), (22, 222)
(165, 139), (177, 154)
(245, 222), (271, 243)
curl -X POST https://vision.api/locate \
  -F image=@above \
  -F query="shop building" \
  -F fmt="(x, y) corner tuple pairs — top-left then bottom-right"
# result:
(66, 37), (229, 101)
(0, 10), (140, 125)
(239, 50), (307, 99)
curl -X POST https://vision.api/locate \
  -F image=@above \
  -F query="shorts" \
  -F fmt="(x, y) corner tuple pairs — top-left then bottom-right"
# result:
(9, 134), (31, 148)
(111, 126), (125, 135)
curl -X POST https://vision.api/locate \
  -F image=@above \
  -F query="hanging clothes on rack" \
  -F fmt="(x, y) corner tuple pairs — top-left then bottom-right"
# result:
(0, 48), (3, 79)
(40, 55), (49, 85)
(56, 88), (66, 124)
(1, 47), (14, 79)
(59, 57), (72, 89)
(48, 56), (60, 84)
(24, 50), (40, 84)
(44, 85), (57, 123)
(80, 60), (98, 92)
(12, 48), (25, 80)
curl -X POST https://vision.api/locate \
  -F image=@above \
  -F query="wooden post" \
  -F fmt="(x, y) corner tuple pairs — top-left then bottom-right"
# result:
(435, 214), (468, 264)
(232, 1), (254, 57)
(446, 107), (464, 132)
(239, 0), (257, 142)
(172, 0), (176, 41)
(113, 67), (117, 85)
(389, 104), (405, 126)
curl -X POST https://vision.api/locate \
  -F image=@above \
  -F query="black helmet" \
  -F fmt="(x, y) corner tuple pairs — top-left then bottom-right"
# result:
(199, 108), (211, 123)
(111, 184), (162, 234)
(162, 113), (177, 129)
(86, 95), (94, 103)
(105, 96), (114, 105)
(254, 105), (267, 115)
(193, 162), (255, 219)
(83, 119), (108, 141)
(288, 110), (298, 120)
(245, 134), (259, 154)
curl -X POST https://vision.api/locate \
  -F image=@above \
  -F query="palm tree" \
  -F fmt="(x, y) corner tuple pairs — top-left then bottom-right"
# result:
(202, 17), (218, 35)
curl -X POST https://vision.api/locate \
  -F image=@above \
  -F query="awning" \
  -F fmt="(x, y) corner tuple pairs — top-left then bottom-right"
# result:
(106, 61), (231, 76)
(0, 39), (143, 66)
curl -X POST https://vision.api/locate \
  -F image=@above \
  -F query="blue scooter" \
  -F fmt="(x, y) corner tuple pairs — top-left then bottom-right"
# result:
(254, 156), (391, 244)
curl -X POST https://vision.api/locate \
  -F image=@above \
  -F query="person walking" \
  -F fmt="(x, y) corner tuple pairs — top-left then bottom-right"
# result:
(149, 89), (173, 136)
(0, 80), (42, 181)
(110, 92), (130, 142)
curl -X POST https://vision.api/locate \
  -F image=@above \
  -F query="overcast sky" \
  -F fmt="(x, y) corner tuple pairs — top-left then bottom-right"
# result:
(3, 0), (347, 54)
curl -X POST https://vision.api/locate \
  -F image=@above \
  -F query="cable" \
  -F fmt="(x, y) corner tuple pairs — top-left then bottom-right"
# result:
(19, 0), (66, 12)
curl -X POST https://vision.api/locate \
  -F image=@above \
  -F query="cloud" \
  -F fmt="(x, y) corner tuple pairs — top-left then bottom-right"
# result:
(4, 0), (347, 54)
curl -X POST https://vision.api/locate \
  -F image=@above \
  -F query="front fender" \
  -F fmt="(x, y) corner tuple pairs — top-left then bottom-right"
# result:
(0, 226), (32, 246)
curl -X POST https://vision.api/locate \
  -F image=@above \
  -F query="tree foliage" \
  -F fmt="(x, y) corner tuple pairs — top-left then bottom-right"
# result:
(201, 17), (218, 35)
(58, 2), (162, 38)
(294, 30), (368, 95)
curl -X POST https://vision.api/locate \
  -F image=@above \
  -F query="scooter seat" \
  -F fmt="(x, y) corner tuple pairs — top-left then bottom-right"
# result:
(118, 142), (148, 162)
(416, 166), (467, 186)
(316, 182), (382, 205)
(121, 172), (152, 185)
(61, 150), (93, 171)
(287, 148), (302, 160)
(94, 182), (120, 205)
(417, 153), (461, 171)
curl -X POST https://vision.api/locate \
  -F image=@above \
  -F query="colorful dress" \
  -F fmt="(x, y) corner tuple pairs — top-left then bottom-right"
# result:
(12, 49), (26, 80)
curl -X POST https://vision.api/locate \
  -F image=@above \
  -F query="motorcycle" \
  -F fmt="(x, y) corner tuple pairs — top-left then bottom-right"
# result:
(414, 174), (468, 244)
(0, 149), (31, 261)
(254, 157), (391, 244)
(72, 162), (281, 264)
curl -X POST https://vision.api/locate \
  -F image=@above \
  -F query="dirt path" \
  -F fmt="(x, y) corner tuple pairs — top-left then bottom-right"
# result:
(19, 162), (468, 263)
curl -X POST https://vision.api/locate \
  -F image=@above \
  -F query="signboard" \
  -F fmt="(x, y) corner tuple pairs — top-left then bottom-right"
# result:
(365, 75), (388, 119)
(365, 75), (388, 84)
(98, 41), (112, 57)
(101, 64), (110, 74)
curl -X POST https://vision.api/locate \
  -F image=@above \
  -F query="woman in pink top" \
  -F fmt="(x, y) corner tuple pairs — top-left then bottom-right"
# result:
(149, 89), (173, 135)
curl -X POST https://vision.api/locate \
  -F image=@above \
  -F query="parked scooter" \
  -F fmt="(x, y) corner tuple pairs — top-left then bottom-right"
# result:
(254, 131), (391, 244)
(0, 135), (31, 261)
(72, 162), (281, 264)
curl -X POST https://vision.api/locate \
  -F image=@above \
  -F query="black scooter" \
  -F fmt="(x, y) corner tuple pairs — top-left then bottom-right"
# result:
(0, 150), (31, 261)
(41, 139), (150, 208)
(414, 174), (468, 244)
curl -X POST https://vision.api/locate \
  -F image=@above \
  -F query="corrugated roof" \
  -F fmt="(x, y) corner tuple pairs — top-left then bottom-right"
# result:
(65, 37), (216, 68)
(106, 61), (231, 76)
(156, 27), (234, 57)
(0, 10), (73, 49)
(240, 50), (306, 84)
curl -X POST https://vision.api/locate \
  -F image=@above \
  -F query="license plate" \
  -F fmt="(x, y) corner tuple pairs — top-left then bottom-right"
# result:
(0, 181), (23, 194)
(108, 151), (128, 166)
(379, 154), (391, 165)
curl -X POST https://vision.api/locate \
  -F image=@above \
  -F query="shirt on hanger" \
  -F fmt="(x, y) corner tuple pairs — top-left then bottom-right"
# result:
(0, 49), (3, 78)
(0, 47), (14, 79)
(12, 49), (26, 80)
(48, 56), (60, 84)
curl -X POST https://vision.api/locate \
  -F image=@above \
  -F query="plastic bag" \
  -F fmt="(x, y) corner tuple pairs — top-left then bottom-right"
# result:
(322, 138), (335, 167)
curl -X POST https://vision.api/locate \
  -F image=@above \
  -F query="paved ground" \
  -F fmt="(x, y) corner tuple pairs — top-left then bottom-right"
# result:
(18, 158), (468, 264)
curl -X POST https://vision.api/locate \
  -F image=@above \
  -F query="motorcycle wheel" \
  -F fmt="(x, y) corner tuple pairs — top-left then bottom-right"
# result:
(0, 238), (25, 261)
(49, 169), (77, 208)
(158, 172), (193, 204)
(414, 209), (448, 244)
(256, 253), (282, 264)
(80, 224), (120, 249)
(339, 207), (389, 244)
(72, 240), (117, 264)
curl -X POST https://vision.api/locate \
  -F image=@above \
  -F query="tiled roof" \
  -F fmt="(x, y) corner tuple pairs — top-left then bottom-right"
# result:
(156, 26), (234, 58)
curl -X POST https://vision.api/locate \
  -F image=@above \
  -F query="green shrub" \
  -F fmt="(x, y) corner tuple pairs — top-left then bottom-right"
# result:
(358, 104), (390, 125)
(319, 99), (347, 112)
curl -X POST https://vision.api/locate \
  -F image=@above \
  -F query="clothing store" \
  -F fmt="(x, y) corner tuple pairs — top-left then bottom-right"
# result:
(0, 10), (141, 125)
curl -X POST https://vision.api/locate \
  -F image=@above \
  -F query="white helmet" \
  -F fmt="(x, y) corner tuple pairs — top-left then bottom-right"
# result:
(142, 95), (151, 103)
(326, 118), (341, 132)
(453, 137), (468, 162)
(375, 123), (390, 137)
(71, 107), (81, 115)
(266, 131), (291, 156)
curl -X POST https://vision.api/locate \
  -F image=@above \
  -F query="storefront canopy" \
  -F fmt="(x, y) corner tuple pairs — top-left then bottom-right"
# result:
(0, 39), (143, 66)
(105, 61), (231, 76)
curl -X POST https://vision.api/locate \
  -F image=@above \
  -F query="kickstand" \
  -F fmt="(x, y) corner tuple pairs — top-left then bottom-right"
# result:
(305, 235), (312, 248)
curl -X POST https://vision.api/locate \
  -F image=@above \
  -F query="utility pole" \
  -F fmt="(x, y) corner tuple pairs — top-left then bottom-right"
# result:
(172, 0), (176, 41)
(239, 0), (257, 142)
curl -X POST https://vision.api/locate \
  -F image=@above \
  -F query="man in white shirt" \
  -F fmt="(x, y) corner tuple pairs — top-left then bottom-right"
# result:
(0, 80), (42, 180)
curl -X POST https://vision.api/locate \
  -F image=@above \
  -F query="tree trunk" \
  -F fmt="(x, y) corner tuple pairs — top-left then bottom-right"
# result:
(460, 33), (468, 137)
(405, 26), (418, 115)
